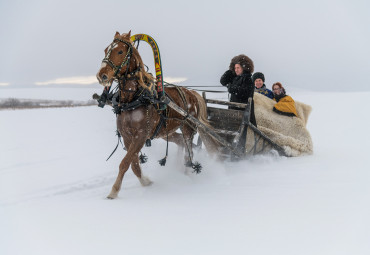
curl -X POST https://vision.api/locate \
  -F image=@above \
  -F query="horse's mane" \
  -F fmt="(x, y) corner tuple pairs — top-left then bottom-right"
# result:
(129, 42), (156, 92)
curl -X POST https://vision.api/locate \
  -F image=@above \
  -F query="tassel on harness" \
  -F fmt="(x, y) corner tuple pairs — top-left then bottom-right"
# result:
(145, 139), (151, 147)
(139, 152), (148, 164)
(158, 156), (167, 166)
(192, 162), (202, 174)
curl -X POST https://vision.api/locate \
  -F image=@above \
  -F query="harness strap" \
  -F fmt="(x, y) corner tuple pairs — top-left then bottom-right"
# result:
(150, 113), (166, 140)
(158, 121), (169, 166)
(113, 98), (145, 114)
(174, 86), (188, 113)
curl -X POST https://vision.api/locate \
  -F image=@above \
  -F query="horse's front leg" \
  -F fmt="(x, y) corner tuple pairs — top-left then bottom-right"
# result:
(107, 132), (147, 199)
(107, 148), (136, 199)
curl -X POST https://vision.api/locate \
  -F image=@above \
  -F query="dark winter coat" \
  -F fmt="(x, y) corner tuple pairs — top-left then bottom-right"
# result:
(220, 70), (255, 104)
(255, 85), (274, 99)
(220, 54), (257, 126)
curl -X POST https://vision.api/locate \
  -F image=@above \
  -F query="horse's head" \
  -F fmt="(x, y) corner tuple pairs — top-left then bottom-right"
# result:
(96, 31), (134, 87)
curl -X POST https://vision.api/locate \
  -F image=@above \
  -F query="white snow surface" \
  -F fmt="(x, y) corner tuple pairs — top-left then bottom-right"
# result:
(1, 88), (370, 255)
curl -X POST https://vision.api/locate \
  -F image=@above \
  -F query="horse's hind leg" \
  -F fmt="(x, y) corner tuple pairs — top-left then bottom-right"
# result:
(166, 132), (185, 157)
(167, 132), (185, 147)
(181, 124), (196, 166)
(131, 156), (152, 186)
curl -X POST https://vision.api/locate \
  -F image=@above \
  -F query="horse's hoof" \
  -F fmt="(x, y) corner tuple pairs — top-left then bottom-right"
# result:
(140, 176), (153, 186)
(107, 193), (118, 199)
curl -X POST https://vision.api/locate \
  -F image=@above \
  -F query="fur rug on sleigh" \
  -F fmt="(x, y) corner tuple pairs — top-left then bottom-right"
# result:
(253, 92), (313, 157)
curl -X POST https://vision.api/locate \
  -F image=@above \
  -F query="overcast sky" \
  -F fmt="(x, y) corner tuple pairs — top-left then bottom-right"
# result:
(0, 0), (369, 91)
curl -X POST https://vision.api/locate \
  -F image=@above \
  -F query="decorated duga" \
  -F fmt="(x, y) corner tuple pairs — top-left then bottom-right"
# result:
(94, 31), (313, 199)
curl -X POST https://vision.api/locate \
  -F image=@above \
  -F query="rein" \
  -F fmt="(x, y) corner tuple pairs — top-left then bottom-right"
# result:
(163, 81), (227, 93)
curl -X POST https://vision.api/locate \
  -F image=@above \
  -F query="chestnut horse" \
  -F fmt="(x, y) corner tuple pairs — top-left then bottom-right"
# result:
(96, 31), (209, 199)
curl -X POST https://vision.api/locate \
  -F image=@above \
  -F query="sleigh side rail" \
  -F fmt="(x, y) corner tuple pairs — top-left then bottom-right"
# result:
(202, 93), (289, 157)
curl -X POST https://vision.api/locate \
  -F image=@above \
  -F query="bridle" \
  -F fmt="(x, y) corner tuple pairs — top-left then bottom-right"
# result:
(101, 38), (140, 95)
(101, 38), (133, 78)
(100, 37), (161, 114)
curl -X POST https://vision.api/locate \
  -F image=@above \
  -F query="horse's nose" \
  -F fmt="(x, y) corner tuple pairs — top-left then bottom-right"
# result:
(102, 74), (108, 81)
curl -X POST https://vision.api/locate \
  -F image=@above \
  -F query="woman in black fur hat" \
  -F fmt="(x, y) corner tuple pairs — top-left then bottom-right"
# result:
(220, 54), (257, 127)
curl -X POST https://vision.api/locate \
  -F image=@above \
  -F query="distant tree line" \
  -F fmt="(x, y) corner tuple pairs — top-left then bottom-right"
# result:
(0, 98), (97, 109)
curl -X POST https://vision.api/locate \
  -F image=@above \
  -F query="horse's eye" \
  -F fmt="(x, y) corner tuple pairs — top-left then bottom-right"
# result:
(118, 50), (123, 55)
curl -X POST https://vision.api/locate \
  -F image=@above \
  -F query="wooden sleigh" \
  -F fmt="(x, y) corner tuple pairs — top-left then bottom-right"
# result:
(162, 92), (289, 160)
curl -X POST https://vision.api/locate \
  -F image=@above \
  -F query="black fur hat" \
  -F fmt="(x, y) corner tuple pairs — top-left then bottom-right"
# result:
(229, 54), (254, 74)
(252, 72), (265, 83)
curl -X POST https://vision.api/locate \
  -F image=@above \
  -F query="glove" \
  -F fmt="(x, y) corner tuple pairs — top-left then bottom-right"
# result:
(97, 89), (108, 108)
(224, 70), (233, 80)
(220, 70), (234, 86)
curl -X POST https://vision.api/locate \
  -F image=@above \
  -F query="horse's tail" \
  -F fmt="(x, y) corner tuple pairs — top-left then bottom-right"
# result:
(190, 90), (211, 128)
(190, 90), (223, 154)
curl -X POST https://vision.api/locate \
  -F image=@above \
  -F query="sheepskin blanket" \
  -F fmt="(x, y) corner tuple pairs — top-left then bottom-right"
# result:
(253, 93), (313, 156)
(198, 93), (313, 157)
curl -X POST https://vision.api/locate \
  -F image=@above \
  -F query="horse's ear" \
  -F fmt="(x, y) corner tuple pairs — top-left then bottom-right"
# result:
(114, 31), (120, 38)
(127, 30), (131, 38)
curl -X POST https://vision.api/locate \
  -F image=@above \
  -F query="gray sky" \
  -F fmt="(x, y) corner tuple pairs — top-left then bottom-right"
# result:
(1, 0), (369, 91)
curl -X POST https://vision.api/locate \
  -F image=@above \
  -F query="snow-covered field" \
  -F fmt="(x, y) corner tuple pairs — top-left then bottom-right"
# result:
(1, 88), (370, 255)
